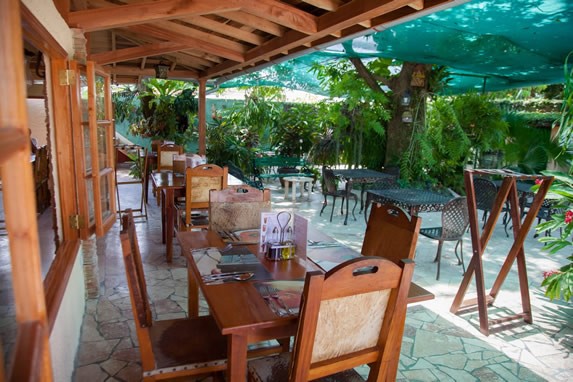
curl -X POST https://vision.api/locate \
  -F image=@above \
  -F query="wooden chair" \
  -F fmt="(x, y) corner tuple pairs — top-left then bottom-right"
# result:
(209, 185), (271, 232)
(419, 197), (469, 280)
(119, 210), (228, 380)
(175, 164), (228, 231)
(247, 256), (415, 382)
(320, 166), (358, 222)
(361, 203), (421, 264)
(156, 143), (183, 171)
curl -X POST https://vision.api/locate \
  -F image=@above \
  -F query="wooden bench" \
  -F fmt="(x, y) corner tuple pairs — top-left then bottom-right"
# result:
(252, 156), (314, 187)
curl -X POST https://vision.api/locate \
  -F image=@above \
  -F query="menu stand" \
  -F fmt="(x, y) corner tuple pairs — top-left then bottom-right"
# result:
(450, 169), (553, 335)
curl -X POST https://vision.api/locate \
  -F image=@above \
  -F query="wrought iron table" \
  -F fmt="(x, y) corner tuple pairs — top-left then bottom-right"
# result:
(331, 169), (395, 224)
(364, 188), (452, 223)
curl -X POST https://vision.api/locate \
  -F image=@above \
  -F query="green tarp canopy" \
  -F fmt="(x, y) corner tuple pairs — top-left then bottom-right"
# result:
(217, 0), (573, 95)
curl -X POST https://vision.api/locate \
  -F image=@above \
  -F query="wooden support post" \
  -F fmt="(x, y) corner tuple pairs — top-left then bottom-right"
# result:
(450, 169), (553, 335)
(198, 78), (207, 156)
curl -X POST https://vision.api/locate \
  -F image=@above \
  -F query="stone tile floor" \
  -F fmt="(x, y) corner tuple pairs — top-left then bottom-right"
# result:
(73, 174), (572, 381)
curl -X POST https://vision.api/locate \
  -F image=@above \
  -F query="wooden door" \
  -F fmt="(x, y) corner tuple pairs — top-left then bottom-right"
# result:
(71, 62), (116, 238)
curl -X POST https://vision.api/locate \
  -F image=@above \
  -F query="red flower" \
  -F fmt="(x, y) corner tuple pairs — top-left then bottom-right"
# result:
(565, 210), (573, 224)
(535, 178), (543, 185)
(543, 270), (560, 279)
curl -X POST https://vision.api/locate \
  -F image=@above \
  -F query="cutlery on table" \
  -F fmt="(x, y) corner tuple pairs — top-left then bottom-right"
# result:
(261, 286), (285, 317)
(267, 286), (293, 316)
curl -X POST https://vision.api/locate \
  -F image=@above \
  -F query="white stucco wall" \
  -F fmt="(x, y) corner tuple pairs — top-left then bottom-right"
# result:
(49, 251), (85, 382)
(21, 0), (74, 57)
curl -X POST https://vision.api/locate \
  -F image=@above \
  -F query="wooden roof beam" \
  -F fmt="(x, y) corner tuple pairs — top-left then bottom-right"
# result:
(109, 65), (199, 79)
(241, 0), (317, 34)
(220, 11), (287, 37)
(68, 0), (241, 32)
(89, 41), (190, 65)
(127, 24), (245, 62)
(182, 16), (265, 46)
(300, 0), (343, 12)
(205, 0), (444, 79)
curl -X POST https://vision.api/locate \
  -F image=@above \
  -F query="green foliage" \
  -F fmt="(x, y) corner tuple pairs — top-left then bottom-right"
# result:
(452, 93), (508, 152)
(400, 97), (471, 192)
(535, 52), (573, 303)
(205, 117), (253, 173)
(112, 85), (140, 123)
(503, 112), (566, 174)
(123, 79), (197, 144)
(223, 87), (284, 145)
(309, 58), (390, 167)
(535, 171), (573, 302)
(271, 103), (318, 157)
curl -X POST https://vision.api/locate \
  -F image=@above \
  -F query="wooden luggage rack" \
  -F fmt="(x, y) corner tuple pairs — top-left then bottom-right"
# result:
(115, 144), (148, 220)
(450, 169), (553, 335)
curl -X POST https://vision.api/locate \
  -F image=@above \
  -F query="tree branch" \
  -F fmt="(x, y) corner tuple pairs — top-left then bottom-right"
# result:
(349, 57), (385, 93)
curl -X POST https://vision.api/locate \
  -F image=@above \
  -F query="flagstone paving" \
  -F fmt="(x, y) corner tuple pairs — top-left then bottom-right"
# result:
(73, 174), (572, 381)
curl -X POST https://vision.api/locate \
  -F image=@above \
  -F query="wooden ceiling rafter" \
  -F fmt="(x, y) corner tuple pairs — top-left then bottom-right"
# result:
(203, 0), (435, 79)
(127, 24), (246, 63)
(68, 0), (453, 84)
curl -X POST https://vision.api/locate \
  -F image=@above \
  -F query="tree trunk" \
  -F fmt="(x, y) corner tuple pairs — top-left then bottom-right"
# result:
(385, 63), (417, 165)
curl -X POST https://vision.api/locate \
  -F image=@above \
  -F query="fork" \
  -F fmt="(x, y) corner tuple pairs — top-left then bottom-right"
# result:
(268, 286), (293, 316)
(261, 286), (284, 317)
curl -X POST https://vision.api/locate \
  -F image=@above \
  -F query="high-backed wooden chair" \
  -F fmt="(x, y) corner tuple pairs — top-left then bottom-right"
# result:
(156, 143), (183, 171)
(209, 185), (271, 232)
(119, 210), (228, 380)
(419, 197), (469, 280)
(362, 203), (421, 264)
(175, 164), (228, 231)
(247, 256), (415, 381)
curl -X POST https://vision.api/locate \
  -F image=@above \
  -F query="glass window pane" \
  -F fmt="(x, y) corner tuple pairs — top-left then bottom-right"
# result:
(97, 124), (108, 169)
(100, 175), (112, 221)
(83, 123), (92, 173)
(80, 73), (89, 122)
(86, 177), (95, 226)
(95, 75), (105, 121)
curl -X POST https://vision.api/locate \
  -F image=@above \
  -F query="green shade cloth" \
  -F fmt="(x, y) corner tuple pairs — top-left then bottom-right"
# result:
(217, 0), (573, 94)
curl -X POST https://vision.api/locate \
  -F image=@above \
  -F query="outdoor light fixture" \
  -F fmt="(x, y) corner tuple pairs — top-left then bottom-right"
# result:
(400, 90), (411, 106)
(155, 62), (170, 79)
(402, 110), (413, 123)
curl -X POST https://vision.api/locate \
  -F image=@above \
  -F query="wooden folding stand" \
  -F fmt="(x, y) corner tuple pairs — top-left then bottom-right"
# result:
(450, 169), (553, 336)
(115, 144), (148, 220)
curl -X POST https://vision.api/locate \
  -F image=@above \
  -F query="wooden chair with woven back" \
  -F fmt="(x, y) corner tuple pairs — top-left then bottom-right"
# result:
(156, 143), (183, 172)
(209, 185), (271, 233)
(119, 210), (228, 380)
(175, 164), (228, 231)
(247, 256), (415, 381)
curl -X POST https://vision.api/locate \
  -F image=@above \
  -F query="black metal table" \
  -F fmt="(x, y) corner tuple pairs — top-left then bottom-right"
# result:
(331, 169), (396, 225)
(364, 188), (452, 223)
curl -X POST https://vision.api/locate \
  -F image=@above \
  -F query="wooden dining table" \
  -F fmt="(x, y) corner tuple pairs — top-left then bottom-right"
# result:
(151, 171), (185, 262)
(177, 228), (434, 381)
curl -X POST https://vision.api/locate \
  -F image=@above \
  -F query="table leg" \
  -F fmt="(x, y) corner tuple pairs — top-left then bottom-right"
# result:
(161, 190), (166, 244)
(165, 188), (175, 262)
(284, 180), (289, 200)
(292, 181), (297, 202)
(343, 180), (352, 225)
(227, 334), (248, 382)
(187, 260), (199, 317)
